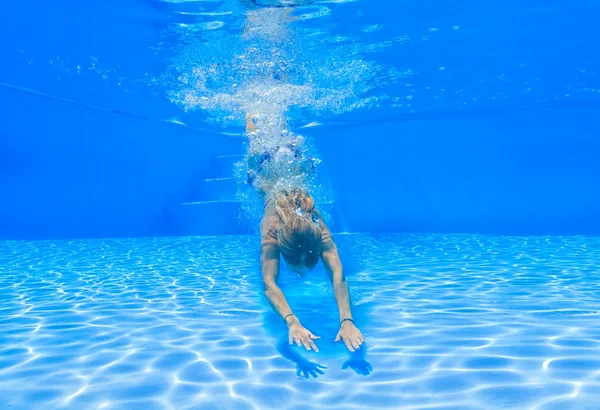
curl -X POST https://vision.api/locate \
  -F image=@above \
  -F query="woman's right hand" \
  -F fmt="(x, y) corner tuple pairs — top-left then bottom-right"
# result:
(288, 322), (320, 352)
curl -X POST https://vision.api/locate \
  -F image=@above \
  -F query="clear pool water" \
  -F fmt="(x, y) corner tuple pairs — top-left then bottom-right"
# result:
(2, 0), (600, 408)
(2, 234), (599, 409)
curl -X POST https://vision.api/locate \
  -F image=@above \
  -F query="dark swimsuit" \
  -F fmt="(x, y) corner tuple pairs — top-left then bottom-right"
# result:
(247, 143), (317, 187)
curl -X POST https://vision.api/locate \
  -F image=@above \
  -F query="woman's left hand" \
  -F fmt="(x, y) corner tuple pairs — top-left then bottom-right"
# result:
(334, 321), (365, 352)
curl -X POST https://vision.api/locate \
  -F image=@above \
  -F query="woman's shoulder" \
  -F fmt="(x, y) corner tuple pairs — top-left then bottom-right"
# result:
(260, 201), (280, 245)
(318, 216), (335, 246)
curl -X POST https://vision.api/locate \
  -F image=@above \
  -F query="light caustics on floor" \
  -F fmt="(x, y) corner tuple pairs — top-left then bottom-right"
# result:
(1, 234), (600, 409)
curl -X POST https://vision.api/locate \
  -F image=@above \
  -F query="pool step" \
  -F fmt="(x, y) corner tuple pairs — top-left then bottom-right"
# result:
(187, 177), (238, 202)
(176, 147), (341, 235)
(168, 200), (251, 236)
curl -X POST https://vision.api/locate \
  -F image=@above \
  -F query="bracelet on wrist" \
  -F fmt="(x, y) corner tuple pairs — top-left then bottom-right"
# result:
(283, 313), (295, 323)
(340, 318), (355, 326)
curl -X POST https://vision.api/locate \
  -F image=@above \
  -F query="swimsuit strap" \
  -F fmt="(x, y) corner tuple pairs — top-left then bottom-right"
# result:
(264, 194), (276, 211)
(264, 191), (285, 212)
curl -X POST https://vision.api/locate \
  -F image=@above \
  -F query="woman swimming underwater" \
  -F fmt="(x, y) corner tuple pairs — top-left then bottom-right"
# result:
(245, 113), (365, 353)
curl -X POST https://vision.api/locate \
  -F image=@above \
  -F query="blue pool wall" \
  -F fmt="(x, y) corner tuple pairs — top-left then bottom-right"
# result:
(315, 103), (600, 236)
(1, 86), (599, 240)
(0, 87), (239, 240)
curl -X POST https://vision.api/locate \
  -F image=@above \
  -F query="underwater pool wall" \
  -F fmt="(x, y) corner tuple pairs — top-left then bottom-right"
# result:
(314, 103), (600, 235)
(1, 86), (599, 239)
(0, 87), (242, 240)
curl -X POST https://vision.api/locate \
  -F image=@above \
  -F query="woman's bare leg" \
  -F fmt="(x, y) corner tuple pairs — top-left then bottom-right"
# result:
(246, 113), (258, 133)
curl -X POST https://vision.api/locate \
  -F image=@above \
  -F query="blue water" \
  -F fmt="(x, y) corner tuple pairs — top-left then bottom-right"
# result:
(2, 234), (600, 409)
(2, 0), (600, 407)
(2, 0), (599, 238)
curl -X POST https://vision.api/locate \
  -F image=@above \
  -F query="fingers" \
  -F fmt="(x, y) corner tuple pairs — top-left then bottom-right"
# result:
(306, 337), (319, 352)
(352, 331), (365, 350)
(336, 328), (366, 352)
(341, 334), (363, 352)
(308, 332), (320, 340)
(342, 337), (355, 352)
(300, 334), (318, 352)
(297, 335), (311, 351)
(291, 333), (319, 352)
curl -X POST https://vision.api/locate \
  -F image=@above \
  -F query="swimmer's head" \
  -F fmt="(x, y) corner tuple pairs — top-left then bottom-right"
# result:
(275, 188), (322, 274)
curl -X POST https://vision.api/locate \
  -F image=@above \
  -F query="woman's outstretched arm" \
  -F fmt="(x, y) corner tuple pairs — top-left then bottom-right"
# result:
(320, 226), (365, 352)
(261, 218), (320, 351)
(261, 242), (290, 319)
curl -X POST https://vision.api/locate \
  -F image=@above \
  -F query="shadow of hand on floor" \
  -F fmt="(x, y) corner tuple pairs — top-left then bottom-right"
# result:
(276, 337), (327, 379)
(342, 343), (372, 376)
(276, 337), (372, 378)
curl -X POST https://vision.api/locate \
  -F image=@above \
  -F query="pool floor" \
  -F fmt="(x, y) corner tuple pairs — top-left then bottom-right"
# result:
(1, 234), (599, 409)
